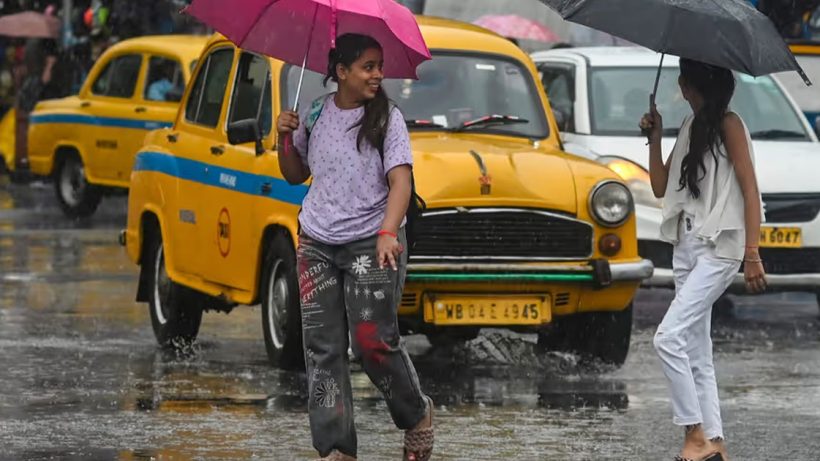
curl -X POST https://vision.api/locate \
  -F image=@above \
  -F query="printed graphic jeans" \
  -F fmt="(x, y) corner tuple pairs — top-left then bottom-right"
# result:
(297, 229), (428, 458)
(654, 214), (741, 440)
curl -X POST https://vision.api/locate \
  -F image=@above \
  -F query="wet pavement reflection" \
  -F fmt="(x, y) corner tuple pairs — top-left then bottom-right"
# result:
(2, 178), (820, 460)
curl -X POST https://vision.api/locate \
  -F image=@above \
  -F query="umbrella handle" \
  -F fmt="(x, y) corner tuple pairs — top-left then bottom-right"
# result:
(643, 53), (665, 141)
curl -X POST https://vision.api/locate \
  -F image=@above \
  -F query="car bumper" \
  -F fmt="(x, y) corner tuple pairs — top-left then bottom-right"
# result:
(407, 259), (654, 285)
(646, 267), (820, 291)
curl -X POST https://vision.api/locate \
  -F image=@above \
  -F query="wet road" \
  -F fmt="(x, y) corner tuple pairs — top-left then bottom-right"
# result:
(1, 177), (820, 460)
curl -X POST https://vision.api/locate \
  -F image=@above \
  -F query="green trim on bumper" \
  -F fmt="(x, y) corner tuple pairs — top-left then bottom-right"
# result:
(405, 273), (594, 283)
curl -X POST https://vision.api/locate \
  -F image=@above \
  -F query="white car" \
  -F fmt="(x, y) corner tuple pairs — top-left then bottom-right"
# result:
(532, 47), (820, 304)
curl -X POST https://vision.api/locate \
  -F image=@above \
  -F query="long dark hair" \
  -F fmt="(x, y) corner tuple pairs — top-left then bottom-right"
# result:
(324, 33), (390, 153)
(678, 58), (736, 199)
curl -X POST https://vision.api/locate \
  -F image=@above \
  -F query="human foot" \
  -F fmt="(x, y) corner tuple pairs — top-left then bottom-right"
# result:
(317, 450), (356, 461)
(404, 396), (434, 461)
(675, 425), (722, 461)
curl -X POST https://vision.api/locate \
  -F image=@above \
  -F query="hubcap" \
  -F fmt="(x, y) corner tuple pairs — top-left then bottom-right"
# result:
(59, 158), (86, 207)
(153, 244), (171, 325)
(266, 259), (289, 350)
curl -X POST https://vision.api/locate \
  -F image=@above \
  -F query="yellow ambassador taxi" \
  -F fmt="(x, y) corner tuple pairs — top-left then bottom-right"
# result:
(122, 17), (653, 369)
(25, 35), (207, 217)
(0, 108), (13, 175)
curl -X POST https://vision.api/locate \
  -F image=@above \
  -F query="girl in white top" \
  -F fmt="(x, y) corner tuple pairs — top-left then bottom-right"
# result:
(640, 58), (767, 461)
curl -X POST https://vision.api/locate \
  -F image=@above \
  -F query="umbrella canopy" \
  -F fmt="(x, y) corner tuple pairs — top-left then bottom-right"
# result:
(184, 0), (431, 80)
(0, 11), (61, 39)
(539, 0), (810, 85)
(473, 14), (560, 42)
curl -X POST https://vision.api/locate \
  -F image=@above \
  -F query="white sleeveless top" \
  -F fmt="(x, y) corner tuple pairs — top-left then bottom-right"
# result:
(659, 113), (763, 261)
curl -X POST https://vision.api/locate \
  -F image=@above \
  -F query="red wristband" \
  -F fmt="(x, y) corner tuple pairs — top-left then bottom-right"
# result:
(378, 230), (398, 238)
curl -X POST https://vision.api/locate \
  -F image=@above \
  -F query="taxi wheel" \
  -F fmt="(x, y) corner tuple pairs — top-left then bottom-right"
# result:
(538, 304), (632, 366)
(147, 237), (203, 348)
(54, 154), (102, 218)
(261, 233), (304, 370)
(582, 304), (633, 366)
(425, 328), (480, 349)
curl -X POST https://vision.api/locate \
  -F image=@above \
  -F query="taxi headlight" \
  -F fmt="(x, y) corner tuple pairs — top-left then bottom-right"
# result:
(597, 156), (662, 209)
(589, 180), (633, 227)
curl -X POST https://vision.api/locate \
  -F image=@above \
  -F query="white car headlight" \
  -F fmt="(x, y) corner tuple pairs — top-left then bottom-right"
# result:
(589, 180), (633, 227)
(597, 156), (662, 209)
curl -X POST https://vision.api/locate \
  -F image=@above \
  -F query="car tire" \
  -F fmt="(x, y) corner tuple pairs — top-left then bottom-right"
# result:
(425, 328), (480, 348)
(54, 154), (102, 218)
(538, 304), (633, 366)
(261, 232), (304, 370)
(146, 234), (203, 348)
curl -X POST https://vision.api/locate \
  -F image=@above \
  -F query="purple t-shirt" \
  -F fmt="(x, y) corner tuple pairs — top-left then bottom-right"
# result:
(293, 94), (413, 245)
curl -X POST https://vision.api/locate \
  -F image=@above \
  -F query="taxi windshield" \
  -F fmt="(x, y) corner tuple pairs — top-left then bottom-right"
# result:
(282, 53), (549, 139)
(590, 66), (811, 141)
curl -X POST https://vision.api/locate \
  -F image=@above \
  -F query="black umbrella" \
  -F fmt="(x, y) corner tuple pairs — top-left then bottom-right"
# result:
(540, 0), (811, 101)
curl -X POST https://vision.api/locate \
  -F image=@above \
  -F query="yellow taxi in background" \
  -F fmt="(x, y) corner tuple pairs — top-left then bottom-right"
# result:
(26, 35), (207, 217)
(123, 17), (653, 369)
(0, 108), (13, 175)
(783, 40), (820, 131)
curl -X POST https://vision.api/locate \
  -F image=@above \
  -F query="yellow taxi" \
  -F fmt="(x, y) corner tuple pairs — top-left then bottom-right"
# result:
(0, 108), (13, 175)
(123, 17), (653, 369)
(25, 35), (207, 217)
(783, 40), (820, 129)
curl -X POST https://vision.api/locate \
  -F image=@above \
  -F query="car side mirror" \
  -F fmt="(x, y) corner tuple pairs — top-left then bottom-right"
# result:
(165, 87), (183, 103)
(227, 118), (265, 155)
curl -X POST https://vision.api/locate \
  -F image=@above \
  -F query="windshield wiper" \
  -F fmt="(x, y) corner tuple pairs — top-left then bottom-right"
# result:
(750, 129), (806, 140)
(405, 119), (445, 129)
(448, 114), (529, 133)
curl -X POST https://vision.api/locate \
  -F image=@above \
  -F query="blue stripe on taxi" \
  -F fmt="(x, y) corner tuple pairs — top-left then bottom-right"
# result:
(133, 151), (308, 205)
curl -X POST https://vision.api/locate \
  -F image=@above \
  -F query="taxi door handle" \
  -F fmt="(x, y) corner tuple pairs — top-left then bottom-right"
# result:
(166, 133), (178, 143)
(210, 145), (225, 156)
(261, 182), (272, 194)
(80, 101), (91, 108)
(135, 106), (147, 113)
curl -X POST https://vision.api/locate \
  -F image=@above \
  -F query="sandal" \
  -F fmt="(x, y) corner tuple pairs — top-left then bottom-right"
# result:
(404, 396), (434, 461)
(317, 450), (356, 461)
(674, 453), (723, 461)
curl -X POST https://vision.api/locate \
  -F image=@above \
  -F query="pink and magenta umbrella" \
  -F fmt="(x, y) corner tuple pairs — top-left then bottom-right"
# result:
(0, 11), (61, 39)
(473, 14), (560, 43)
(185, 0), (431, 109)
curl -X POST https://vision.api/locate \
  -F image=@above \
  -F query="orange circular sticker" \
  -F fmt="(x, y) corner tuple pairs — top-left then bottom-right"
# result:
(217, 207), (231, 258)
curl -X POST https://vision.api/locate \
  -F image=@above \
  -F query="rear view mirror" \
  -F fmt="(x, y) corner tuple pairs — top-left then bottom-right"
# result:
(228, 119), (265, 155)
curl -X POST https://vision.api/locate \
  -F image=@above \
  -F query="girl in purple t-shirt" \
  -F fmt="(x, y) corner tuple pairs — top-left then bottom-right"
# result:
(276, 33), (433, 461)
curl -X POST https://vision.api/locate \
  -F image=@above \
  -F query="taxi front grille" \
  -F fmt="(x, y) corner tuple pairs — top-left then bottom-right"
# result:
(410, 209), (593, 261)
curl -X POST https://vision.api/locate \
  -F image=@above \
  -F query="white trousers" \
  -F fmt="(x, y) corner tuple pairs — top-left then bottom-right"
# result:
(653, 214), (741, 440)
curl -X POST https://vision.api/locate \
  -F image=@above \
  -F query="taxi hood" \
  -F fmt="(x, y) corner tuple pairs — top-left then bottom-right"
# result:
(410, 133), (579, 214)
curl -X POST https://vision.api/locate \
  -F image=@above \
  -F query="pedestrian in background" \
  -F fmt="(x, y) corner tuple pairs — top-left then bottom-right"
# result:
(640, 58), (767, 461)
(276, 33), (433, 461)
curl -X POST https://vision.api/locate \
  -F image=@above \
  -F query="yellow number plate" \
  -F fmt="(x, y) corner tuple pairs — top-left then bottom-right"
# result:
(759, 227), (802, 248)
(427, 296), (550, 326)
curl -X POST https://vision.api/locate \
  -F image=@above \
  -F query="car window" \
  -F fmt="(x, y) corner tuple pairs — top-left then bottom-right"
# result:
(227, 52), (272, 137)
(540, 64), (576, 132)
(777, 54), (820, 113)
(144, 56), (184, 102)
(91, 54), (142, 98)
(185, 48), (234, 128)
(589, 66), (810, 141)
(282, 53), (550, 139)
